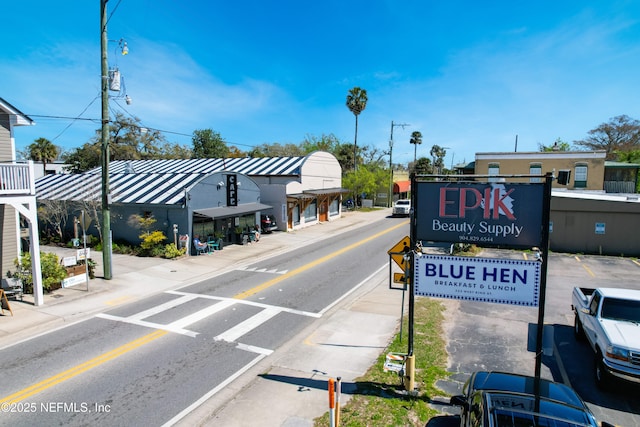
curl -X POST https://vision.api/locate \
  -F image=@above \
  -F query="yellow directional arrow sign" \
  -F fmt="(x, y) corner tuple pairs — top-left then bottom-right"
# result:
(388, 236), (411, 270)
(393, 272), (410, 284)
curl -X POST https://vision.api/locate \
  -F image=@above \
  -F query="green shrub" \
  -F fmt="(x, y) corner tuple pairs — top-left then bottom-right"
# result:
(162, 244), (186, 259)
(11, 252), (67, 293)
(140, 230), (167, 250)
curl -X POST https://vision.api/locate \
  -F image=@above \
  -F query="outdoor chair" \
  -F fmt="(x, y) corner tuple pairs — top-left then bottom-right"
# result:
(207, 238), (220, 251)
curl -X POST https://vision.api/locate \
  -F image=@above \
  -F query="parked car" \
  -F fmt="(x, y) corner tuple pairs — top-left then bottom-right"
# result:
(260, 214), (278, 233)
(392, 199), (411, 217)
(572, 286), (640, 388)
(450, 371), (613, 427)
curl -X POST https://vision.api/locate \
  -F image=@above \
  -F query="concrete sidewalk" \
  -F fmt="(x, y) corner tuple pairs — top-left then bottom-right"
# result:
(0, 208), (408, 426)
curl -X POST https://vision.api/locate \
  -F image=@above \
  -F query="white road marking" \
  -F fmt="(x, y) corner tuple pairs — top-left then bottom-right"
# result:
(236, 266), (288, 275)
(128, 294), (198, 321)
(166, 290), (321, 318)
(215, 307), (281, 342)
(160, 353), (269, 427)
(96, 313), (198, 337)
(96, 291), (320, 339)
(168, 299), (236, 330)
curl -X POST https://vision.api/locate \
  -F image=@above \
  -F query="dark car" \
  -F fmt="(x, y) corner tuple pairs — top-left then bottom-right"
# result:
(260, 214), (277, 233)
(450, 371), (612, 427)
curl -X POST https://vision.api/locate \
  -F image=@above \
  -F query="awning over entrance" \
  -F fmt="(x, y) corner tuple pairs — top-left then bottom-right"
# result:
(297, 187), (350, 196)
(194, 202), (272, 219)
(393, 181), (411, 193)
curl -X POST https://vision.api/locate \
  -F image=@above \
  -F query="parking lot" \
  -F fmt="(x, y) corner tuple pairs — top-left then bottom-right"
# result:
(437, 250), (640, 427)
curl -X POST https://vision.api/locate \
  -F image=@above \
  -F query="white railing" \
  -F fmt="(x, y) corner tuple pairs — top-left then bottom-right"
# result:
(0, 161), (35, 196)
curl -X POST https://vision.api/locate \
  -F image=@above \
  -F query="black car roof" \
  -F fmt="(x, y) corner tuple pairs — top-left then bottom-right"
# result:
(470, 371), (585, 409)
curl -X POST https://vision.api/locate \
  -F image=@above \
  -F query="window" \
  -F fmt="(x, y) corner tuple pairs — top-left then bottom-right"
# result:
(304, 199), (317, 221)
(329, 198), (339, 216)
(529, 163), (542, 183)
(292, 205), (300, 225)
(574, 164), (587, 188)
(488, 163), (500, 182)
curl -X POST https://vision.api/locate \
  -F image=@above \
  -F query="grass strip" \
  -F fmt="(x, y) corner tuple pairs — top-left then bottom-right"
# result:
(314, 298), (450, 427)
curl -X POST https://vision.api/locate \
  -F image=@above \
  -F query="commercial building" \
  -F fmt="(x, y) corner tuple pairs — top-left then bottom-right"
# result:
(35, 152), (346, 251)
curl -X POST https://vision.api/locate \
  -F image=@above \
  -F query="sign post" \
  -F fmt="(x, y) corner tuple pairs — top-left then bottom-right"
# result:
(534, 174), (552, 379)
(409, 172), (552, 384)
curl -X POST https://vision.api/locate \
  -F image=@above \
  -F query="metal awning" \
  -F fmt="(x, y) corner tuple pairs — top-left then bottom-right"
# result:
(287, 187), (349, 199)
(287, 193), (316, 200)
(303, 187), (349, 195)
(194, 202), (272, 219)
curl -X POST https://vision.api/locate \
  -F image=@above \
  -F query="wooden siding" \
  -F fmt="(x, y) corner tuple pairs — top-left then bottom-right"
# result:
(0, 113), (11, 161)
(0, 204), (19, 278)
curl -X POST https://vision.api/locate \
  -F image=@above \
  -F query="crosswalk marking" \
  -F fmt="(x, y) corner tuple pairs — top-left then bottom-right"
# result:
(96, 313), (199, 337)
(215, 307), (280, 343)
(237, 266), (288, 275)
(128, 294), (198, 321)
(96, 291), (320, 342)
(168, 299), (236, 330)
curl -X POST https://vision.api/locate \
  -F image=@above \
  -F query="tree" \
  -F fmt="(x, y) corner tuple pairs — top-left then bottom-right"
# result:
(334, 142), (356, 172)
(192, 129), (229, 158)
(409, 131), (422, 163)
(342, 167), (377, 208)
(62, 114), (189, 172)
(300, 133), (342, 154)
(430, 144), (447, 174)
(539, 137), (572, 152)
(412, 157), (433, 175)
(27, 137), (59, 172)
(37, 199), (69, 242)
(346, 87), (368, 171)
(62, 143), (102, 173)
(248, 143), (305, 157)
(574, 115), (640, 159)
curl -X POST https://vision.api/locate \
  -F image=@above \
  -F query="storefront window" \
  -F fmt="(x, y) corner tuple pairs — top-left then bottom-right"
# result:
(292, 205), (300, 225)
(304, 199), (317, 221)
(329, 198), (339, 216)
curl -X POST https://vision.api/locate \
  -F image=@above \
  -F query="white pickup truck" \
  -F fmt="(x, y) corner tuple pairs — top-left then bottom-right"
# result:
(572, 287), (640, 388)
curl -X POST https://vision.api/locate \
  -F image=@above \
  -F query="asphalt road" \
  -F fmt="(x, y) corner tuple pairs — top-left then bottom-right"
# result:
(0, 216), (408, 426)
(438, 249), (640, 427)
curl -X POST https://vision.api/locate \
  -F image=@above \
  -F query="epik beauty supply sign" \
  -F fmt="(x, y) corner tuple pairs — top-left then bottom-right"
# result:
(414, 182), (544, 248)
(414, 255), (541, 306)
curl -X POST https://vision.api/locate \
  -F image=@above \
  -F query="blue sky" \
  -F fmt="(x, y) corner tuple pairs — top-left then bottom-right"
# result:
(3, 1), (640, 167)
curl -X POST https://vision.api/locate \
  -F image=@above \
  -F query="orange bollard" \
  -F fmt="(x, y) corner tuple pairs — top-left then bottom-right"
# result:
(336, 376), (342, 427)
(328, 378), (335, 427)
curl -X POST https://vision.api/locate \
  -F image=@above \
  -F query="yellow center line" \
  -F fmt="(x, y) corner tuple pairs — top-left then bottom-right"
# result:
(234, 220), (409, 300)
(581, 264), (595, 277)
(3, 220), (407, 404)
(105, 295), (135, 306)
(1, 329), (167, 404)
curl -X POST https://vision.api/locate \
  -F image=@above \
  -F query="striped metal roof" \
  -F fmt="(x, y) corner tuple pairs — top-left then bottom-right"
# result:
(36, 157), (306, 206)
(90, 157), (305, 176)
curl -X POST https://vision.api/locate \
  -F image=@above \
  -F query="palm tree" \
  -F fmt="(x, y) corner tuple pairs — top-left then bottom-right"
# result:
(346, 87), (368, 170)
(28, 137), (58, 174)
(430, 144), (446, 174)
(409, 131), (422, 164)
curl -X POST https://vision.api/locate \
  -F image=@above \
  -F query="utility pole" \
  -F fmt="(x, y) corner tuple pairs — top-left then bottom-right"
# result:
(388, 121), (409, 207)
(100, 0), (113, 279)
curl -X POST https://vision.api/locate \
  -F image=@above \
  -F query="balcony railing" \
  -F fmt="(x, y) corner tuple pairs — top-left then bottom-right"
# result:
(0, 161), (36, 196)
(604, 180), (636, 194)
